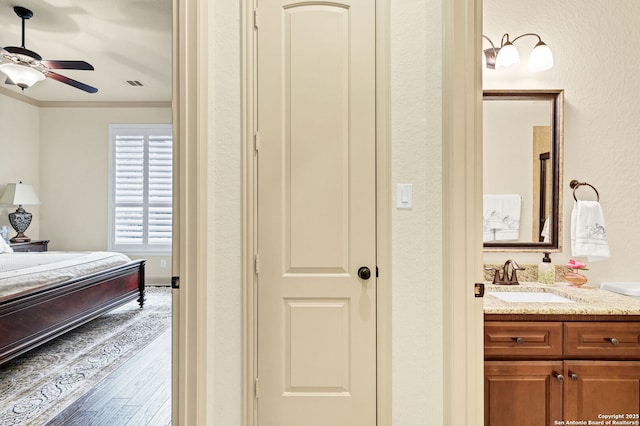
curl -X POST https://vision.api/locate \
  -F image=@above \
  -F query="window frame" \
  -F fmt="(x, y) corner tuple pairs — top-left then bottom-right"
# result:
(108, 123), (173, 255)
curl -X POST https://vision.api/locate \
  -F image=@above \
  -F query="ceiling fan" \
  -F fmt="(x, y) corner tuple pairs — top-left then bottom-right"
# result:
(0, 6), (97, 93)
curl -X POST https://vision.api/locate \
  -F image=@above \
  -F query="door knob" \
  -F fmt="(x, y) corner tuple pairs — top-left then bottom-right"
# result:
(358, 267), (372, 280)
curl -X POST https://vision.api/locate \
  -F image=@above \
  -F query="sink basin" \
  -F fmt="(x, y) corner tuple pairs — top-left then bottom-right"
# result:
(488, 291), (574, 303)
(601, 282), (640, 298)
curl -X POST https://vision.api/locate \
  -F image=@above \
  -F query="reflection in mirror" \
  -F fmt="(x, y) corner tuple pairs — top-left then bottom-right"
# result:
(483, 89), (564, 251)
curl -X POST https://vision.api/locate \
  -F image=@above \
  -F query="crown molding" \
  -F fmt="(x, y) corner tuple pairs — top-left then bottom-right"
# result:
(0, 86), (40, 106)
(0, 86), (171, 108)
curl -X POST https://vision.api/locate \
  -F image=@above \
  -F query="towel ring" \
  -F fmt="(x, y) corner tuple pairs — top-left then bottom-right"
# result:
(569, 179), (600, 202)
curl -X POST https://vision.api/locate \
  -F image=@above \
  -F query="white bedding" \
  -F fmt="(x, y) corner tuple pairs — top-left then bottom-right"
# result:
(0, 251), (132, 299)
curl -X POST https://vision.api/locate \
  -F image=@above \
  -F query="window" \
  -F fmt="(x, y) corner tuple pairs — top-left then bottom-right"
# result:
(108, 124), (173, 255)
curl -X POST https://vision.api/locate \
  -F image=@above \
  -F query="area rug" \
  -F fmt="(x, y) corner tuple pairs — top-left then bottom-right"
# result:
(0, 286), (171, 426)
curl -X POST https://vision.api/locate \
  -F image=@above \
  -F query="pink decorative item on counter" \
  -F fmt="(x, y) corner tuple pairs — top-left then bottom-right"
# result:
(564, 259), (589, 287)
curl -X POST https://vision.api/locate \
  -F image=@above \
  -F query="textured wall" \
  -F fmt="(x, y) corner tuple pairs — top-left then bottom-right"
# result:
(208, 0), (242, 424)
(483, 0), (640, 285)
(391, 0), (443, 424)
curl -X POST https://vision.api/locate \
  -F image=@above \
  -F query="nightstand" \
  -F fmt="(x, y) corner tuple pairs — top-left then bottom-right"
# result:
(10, 239), (49, 252)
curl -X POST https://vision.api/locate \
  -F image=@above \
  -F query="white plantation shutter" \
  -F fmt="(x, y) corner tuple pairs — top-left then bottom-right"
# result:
(109, 124), (173, 254)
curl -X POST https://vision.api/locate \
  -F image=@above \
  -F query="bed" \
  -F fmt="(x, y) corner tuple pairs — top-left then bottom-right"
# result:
(0, 249), (145, 366)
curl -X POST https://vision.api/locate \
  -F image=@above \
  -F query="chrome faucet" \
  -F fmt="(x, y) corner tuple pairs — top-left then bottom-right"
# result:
(485, 259), (525, 285)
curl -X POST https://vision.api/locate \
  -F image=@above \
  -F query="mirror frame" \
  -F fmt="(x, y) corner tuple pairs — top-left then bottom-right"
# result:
(483, 89), (564, 251)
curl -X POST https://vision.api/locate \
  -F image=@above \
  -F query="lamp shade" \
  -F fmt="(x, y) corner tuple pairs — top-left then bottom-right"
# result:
(0, 63), (45, 89)
(528, 41), (554, 72)
(0, 182), (40, 206)
(495, 42), (520, 69)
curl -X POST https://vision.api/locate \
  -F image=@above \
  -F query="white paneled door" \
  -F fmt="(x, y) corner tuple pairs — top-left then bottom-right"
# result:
(256, 1), (377, 425)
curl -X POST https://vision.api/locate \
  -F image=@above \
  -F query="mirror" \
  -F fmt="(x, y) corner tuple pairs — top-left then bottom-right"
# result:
(483, 89), (564, 251)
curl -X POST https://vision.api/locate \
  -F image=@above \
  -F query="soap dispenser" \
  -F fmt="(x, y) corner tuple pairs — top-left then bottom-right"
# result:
(538, 252), (555, 285)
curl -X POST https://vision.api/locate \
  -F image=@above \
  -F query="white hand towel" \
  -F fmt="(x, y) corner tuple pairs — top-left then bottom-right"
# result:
(483, 194), (521, 242)
(540, 217), (550, 243)
(571, 200), (610, 261)
(483, 195), (502, 242)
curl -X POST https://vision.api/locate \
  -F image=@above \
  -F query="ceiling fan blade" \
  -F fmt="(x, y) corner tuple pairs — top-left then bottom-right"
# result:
(41, 60), (94, 71)
(46, 71), (98, 93)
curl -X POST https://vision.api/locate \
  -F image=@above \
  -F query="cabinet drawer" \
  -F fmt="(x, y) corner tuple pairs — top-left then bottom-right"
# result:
(564, 322), (640, 359)
(485, 321), (563, 359)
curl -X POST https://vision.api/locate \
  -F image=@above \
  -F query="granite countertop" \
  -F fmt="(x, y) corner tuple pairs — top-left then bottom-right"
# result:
(484, 282), (640, 315)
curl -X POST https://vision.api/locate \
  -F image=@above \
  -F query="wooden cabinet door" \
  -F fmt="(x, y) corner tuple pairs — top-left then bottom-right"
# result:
(485, 361), (564, 426)
(564, 361), (640, 422)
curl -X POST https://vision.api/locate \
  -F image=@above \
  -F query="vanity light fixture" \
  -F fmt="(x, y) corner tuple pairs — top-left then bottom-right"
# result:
(482, 33), (554, 72)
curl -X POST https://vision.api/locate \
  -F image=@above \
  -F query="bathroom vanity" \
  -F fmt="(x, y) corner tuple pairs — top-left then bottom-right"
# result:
(484, 283), (640, 426)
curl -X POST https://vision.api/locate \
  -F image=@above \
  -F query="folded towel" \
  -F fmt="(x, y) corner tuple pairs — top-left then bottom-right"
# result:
(571, 200), (610, 261)
(541, 217), (550, 243)
(483, 194), (521, 242)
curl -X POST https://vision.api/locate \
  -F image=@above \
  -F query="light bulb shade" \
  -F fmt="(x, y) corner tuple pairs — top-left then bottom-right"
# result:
(0, 182), (40, 206)
(528, 41), (554, 72)
(495, 42), (520, 69)
(0, 63), (45, 89)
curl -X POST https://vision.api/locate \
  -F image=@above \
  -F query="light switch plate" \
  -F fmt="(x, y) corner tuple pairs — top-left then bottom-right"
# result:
(396, 184), (413, 209)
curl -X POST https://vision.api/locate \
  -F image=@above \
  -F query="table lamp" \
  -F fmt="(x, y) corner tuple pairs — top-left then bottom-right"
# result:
(0, 182), (40, 243)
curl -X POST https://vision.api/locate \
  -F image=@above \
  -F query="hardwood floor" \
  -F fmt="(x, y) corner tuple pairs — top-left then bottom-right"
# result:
(46, 328), (172, 426)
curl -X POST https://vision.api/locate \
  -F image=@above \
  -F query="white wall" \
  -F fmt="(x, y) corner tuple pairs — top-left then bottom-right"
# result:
(0, 98), (173, 282)
(208, 0), (242, 424)
(0, 95), (40, 240)
(391, 0), (443, 423)
(38, 107), (172, 250)
(483, 0), (640, 285)
(208, 1), (444, 425)
(39, 106), (173, 283)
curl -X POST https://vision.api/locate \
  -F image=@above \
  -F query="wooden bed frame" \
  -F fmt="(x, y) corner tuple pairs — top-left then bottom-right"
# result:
(0, 259), (145, 366)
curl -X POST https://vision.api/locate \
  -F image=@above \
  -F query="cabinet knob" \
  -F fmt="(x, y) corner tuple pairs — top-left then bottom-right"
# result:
(609, 337), (620, 345)
(569, 373), (579, 381)
(554, 373), (565, 382)
(514, 337), (524, 345)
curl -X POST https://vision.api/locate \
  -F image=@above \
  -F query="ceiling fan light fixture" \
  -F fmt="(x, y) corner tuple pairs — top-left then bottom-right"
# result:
(0, 63), (44, 89)
(0, 6), (97, 94)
